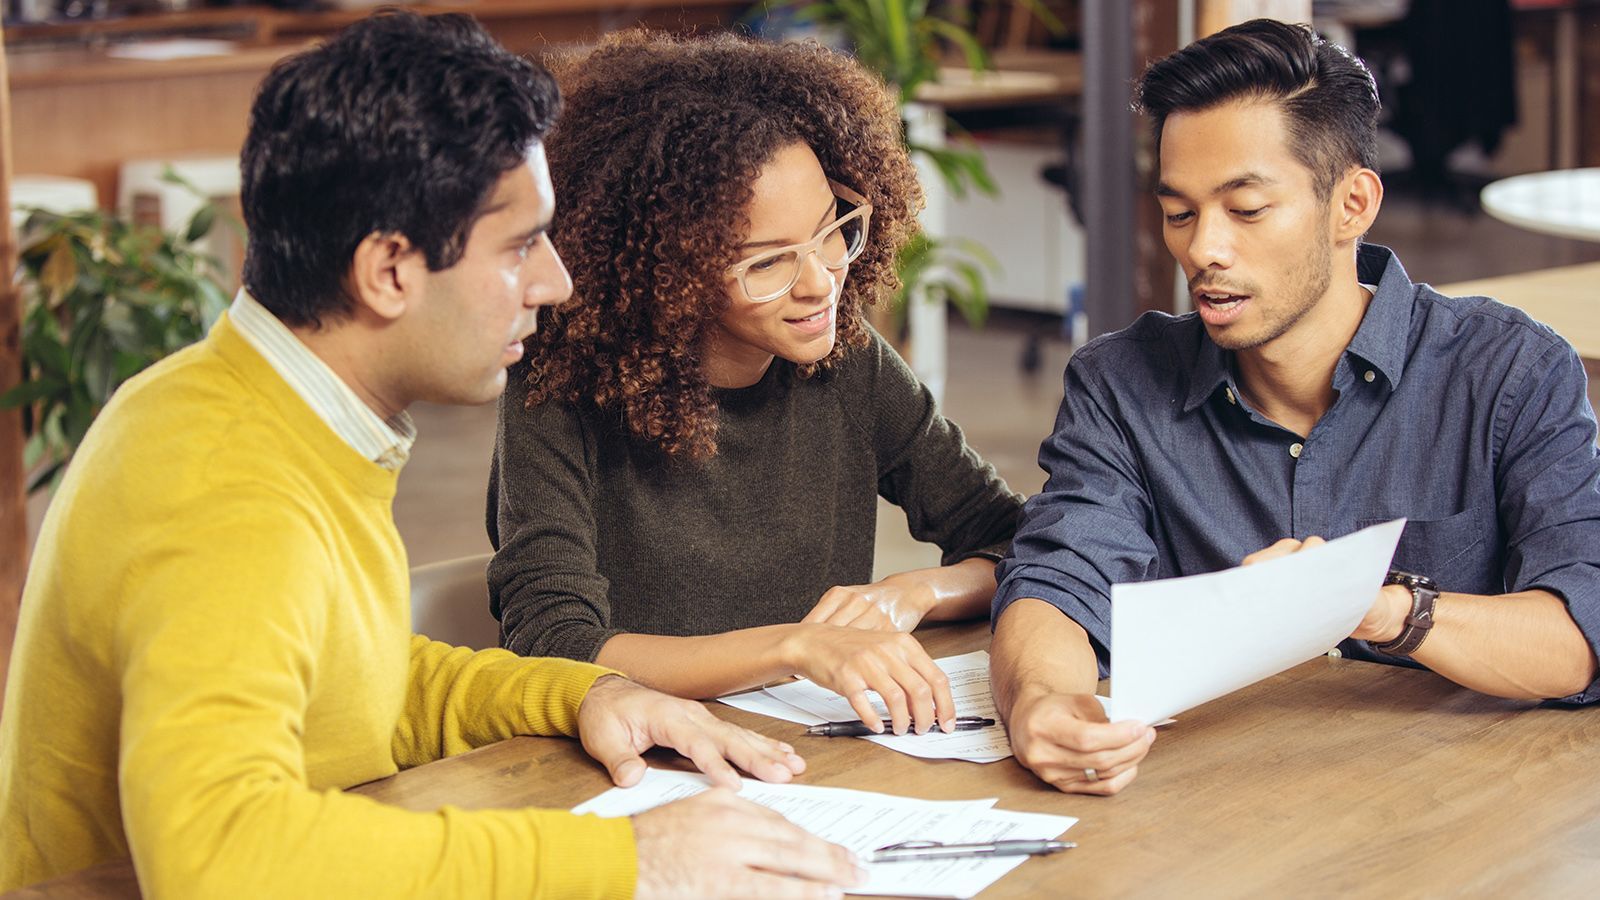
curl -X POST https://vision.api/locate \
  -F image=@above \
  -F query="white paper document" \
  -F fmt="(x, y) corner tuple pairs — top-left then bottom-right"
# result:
(1109, 519), (1405, 725)
(573, 768), (1075, 898)
(717, 687), (828, 726)
(721, 651), (1012, 762)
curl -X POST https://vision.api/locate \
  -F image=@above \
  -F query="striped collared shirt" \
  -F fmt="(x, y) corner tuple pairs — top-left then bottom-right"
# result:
(228, 289), (416, 470)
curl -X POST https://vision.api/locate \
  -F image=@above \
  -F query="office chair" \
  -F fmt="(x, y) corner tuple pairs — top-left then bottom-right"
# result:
(409, 552), (501, 650)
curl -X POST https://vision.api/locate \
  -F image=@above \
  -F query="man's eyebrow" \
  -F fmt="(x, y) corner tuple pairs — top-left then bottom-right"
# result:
(1156, 173), (1277, 200)
(507, 218), (553, 246)
(739, 195), (837, 250)
(1213, 173), (1276, 193)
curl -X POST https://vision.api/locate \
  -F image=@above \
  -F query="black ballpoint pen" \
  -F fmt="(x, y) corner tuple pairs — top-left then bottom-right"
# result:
(868, 839), (1074, 863)
(804, 716), (996, 737)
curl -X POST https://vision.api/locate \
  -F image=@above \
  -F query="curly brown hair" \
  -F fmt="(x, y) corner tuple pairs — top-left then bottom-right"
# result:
(524, 30), (923, 459)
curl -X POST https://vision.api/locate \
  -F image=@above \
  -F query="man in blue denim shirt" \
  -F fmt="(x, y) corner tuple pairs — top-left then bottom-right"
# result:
(991, 19), (1600, 797)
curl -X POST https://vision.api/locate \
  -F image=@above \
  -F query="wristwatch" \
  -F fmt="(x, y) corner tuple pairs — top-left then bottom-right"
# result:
(1372, 570), (1440, 657)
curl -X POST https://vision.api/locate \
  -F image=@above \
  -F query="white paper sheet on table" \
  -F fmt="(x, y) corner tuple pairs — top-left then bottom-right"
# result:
(1109, 519), (1405, 725)
(572, 768), (1075, 899)
(721, 650), (1011, 762)
(717, 688), (829, 726)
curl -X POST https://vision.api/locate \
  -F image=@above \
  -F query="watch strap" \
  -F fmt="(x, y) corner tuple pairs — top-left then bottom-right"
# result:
(1372, 583), (1439, 657)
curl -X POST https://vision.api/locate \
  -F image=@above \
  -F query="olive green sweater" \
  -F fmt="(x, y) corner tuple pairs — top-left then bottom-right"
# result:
(487, 329), (1023, 662)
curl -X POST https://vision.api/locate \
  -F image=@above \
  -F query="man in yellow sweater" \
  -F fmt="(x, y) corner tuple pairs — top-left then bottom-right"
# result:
(0, 12), (862, 898)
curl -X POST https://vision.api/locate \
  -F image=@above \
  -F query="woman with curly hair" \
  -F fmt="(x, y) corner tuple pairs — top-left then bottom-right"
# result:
(487, 30), (1023, 735)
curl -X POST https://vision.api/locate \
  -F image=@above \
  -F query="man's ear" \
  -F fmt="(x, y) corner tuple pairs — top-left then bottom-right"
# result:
(347, 232), (426, 322)
(1332, 167), (1383, 243)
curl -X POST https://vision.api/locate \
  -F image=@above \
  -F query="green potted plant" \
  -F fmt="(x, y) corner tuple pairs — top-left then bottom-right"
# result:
(2, 183), (233, 494)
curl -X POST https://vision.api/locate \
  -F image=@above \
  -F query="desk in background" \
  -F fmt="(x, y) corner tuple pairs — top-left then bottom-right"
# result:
(11, 621), (1599, 898)
(1439, 262), (1600, 371)
(1480, 168), (1600, 243)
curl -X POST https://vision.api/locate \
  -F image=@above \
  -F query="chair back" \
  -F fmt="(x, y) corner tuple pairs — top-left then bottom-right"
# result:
(409, 552), (500, 650)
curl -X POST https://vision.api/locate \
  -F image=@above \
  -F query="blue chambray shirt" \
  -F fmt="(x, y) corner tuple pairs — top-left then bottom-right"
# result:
(995, 244), (1600, 704)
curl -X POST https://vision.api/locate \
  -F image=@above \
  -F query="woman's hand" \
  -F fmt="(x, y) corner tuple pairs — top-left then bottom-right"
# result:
(800, 576), (934, 633)
(802, 559), (998, 632)
(780, 624), (955, 734)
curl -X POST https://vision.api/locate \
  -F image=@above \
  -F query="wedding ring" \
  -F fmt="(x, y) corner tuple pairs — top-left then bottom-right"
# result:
(1083, 767), (1099, 782)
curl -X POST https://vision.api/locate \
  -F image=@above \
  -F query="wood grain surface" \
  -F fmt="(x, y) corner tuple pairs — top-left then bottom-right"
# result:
(11, 621), (1597, 898)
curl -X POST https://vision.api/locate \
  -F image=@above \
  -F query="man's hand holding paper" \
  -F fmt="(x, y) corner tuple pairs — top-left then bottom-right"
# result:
(1239, 534), (1413, 645)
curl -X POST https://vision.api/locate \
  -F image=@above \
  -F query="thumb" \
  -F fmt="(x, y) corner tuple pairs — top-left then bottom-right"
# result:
(611, 757), (646, 787)
(586, 726), (648, 786)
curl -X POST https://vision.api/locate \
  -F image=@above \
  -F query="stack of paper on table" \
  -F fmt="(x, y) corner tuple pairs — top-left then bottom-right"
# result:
(573, 768), (1076, 899)
(720, 650), (1012, 762)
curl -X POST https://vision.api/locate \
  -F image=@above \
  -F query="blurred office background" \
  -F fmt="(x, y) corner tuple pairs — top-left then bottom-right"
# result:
(2, 0), (1598, 581)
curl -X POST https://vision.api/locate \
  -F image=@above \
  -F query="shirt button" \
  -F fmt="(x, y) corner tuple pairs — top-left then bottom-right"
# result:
(1364, 370), (1376, 383)
(1328, 647), (1343, 658)
(1289, 442), (1304, 459)
(1225, 387), (1237, 405)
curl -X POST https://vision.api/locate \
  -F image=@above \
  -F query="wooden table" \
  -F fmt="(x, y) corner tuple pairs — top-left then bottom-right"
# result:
(1438, 262), (1600, 368)
(11, 621), (1599, 898)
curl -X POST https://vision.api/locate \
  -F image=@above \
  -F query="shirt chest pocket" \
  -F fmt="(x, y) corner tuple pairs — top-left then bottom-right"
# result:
(1357, 507), (1496, 585)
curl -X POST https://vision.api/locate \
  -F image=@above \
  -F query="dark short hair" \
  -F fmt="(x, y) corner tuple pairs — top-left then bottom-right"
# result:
(1133, 18), (1380, 198)
(240, 10), (560, 328)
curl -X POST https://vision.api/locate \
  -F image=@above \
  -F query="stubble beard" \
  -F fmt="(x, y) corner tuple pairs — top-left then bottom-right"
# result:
(1210, 233), (1333, 353)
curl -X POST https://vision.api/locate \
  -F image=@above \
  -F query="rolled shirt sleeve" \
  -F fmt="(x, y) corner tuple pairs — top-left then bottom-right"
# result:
(1492, 339), (1600, 703)
(993, 349), (1160, 676)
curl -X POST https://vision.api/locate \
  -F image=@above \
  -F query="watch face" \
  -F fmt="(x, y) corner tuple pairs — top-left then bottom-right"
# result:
(1384, 569), (1438, 591)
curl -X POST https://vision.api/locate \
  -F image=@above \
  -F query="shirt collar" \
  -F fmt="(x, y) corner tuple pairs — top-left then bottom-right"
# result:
(1342, 243), (1414, 390)
(228, 289), (417, 470)
(1182, 243), (1415, 412)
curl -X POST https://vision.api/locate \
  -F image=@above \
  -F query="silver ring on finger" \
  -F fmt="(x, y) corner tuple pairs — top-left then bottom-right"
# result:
(1083, 767), (1100, 782)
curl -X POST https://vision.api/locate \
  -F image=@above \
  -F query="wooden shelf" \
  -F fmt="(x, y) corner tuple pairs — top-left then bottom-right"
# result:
(3, 6), (266, 46)
(3, 0), (750, 207)
(2, 0), (749, 48)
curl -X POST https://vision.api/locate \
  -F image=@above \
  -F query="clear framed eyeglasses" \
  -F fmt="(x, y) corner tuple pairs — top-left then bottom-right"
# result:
(726, 181), (873, 303)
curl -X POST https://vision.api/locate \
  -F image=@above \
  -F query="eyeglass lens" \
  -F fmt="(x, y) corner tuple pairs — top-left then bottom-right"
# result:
(742, 199), (867, 301)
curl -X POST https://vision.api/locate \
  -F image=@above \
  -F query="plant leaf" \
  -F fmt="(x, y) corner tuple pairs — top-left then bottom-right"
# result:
(40, 241), (78, 305)
(185, 205), (217, 244)
(26, 457), (69, 495)
(0, 377), (63, 410)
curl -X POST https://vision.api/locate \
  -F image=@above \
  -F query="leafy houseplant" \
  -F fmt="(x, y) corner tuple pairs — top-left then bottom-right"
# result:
(2, 191), (233, 494)
(767, 0), (1061, 326)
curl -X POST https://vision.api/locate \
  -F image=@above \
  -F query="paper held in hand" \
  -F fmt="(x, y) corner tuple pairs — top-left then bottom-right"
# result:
(1108, 518), (1406, 725)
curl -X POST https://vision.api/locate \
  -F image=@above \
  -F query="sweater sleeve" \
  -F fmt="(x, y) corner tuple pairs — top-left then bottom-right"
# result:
(847, 329), (1024, 564)
(487, 386), (623, 662)
(113, 490), (636, 899)
(392, 635), (622, 768)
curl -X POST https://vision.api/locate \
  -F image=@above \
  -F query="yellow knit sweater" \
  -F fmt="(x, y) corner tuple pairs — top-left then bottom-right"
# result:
(0, 315), (636, 897)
